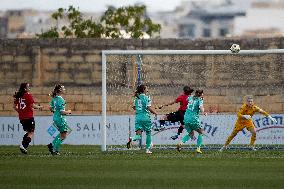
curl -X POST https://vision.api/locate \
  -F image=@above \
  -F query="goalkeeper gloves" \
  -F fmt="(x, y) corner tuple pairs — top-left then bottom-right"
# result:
(242, 115), (251, 120)
(267, 115), (277, 123)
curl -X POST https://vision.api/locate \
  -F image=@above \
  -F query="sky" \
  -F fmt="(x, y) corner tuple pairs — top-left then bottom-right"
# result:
(0, 0), (190, 12)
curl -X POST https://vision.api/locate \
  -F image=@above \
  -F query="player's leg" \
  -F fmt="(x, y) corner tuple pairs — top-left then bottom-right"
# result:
(127, 119), (142, 149)
(220, 123), (242, 151)
(20, 118), (35, 154)
(159, 114), (168, 126)
(166, 111), (181, 140)
(50, 120), (69, 155)
(143, 120), (153, 154)
(247, 126), (257, 151)
(195, 128), (204, 154)
(177, 122), (192, 152)
(171, 111), (185, 140)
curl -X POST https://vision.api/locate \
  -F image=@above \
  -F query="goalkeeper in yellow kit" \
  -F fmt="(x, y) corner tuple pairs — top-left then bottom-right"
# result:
(220, 95), (277, 151)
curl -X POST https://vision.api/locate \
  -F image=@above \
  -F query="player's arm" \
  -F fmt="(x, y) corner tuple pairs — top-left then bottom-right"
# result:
(158, 100), (176, 109)
(61, 110), (72, 115)
(147, 96), (157, 117)
(13, 98), (19, 112)
(57, 98), (71, 115)
(237, 105), (251, 120)
(49, 106), (54, 113)
(257, 106), (277, 123)
(148, 106), (158, 118)
(33, 103), (43, 110)
(49, 99), (55, 113)
(199, 100), (207, 116)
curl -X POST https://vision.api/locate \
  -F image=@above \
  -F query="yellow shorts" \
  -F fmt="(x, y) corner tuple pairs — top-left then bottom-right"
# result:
(233, 121), (255, 132)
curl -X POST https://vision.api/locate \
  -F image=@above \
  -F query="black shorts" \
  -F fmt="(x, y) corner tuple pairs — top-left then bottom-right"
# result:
(20, 118), (35, 132)
(166, 110), (185, 125)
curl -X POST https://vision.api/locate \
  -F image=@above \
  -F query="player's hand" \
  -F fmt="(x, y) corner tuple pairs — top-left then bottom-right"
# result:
(268, 115), (277, 123)
(242, 115), (251, 120)
(67, 110), (72, 115)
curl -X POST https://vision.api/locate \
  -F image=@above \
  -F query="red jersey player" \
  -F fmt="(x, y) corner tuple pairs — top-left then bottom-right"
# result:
(13, 83), (42, 154)
(158, 86), (194, 140)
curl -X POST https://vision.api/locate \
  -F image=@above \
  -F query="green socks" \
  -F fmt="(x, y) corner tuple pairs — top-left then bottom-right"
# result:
(181, 134), (191, 143)
(52, 134), (64, 152)
(197, 134), (203, 147)
(146, 133), (152, 149)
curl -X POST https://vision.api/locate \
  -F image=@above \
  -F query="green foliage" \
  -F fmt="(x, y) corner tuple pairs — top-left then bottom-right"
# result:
(36, 27), (59, 38)
(37, 5), (161, 39)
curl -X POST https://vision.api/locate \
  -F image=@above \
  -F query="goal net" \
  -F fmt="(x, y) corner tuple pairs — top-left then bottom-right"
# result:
(101, 49), (284, 151)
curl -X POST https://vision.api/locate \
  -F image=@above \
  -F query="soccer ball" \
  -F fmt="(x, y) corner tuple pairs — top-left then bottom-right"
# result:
(230, 44), (240, 53)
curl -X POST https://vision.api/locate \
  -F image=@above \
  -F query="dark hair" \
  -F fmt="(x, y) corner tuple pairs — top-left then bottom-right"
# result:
(183, 86), (194, 95)
(14, 83), (29, 99)
(50, 84), (64, 98)
(194, 89), (203, 98)
(134, 84), (147, 98)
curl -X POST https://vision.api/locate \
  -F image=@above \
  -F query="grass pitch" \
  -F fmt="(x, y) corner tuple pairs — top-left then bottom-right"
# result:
(0, 145), (283, 189)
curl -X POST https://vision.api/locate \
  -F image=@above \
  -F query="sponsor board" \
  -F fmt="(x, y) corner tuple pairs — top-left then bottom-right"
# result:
(0, 114), (283, 145)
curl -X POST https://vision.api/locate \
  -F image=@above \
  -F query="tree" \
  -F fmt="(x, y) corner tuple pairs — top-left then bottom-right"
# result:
(37, 5), (161, 39)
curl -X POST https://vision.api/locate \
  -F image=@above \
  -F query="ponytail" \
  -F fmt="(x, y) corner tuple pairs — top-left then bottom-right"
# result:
(194, 89), (203, 98)
(134, 84), (147, 99)
(50, 84), (64, 98)
(13, 83), (28, 99)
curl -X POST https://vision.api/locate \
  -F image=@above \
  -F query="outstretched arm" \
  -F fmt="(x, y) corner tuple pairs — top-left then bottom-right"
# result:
(258, 108), (277, 123)
(199, 105), (207, 116)
(158, 100), (176, 109)
(61, 110), (72, 115)
(33, 103), (43, 110)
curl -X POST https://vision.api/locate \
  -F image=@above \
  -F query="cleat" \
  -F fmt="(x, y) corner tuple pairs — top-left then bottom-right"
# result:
(126, 137), (132, 149)
(219, 146), (227, 152)
(146, 149), (152, 154)
(177, 143), (182, 152)
(250, 146), (257, 151)
(52, 151), (60, 156)
(171, 134), (179, 140)
(196, 147), (202, 154)
(19, 145), (27, 154)
(47, 143), (53, 154)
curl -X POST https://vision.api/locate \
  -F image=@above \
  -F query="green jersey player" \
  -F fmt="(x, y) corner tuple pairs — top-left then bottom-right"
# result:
(47, 84), (72, 155)
(177, 90), (207, 153)
(127, 84), (158, 154)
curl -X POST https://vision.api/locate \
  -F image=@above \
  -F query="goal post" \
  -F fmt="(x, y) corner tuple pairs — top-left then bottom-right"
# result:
(101, 49), (284, 151)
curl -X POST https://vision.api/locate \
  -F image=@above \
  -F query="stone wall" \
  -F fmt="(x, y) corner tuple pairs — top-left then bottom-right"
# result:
(0, 37), (283, 116)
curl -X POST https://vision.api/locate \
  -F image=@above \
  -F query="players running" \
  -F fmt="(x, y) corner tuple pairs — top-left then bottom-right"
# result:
(177, 89), (207, 153)
(13, 83), (43, 154)
(47, 84), (72, 155)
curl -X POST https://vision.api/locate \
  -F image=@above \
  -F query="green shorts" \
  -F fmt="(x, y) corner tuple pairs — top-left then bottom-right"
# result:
(135, 119), (152, 133)
(184, 121), (202, 133)
(53, 118), (71, 133)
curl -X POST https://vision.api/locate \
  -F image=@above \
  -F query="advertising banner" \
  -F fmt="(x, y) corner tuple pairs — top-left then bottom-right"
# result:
(0, 114), (283, 145)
